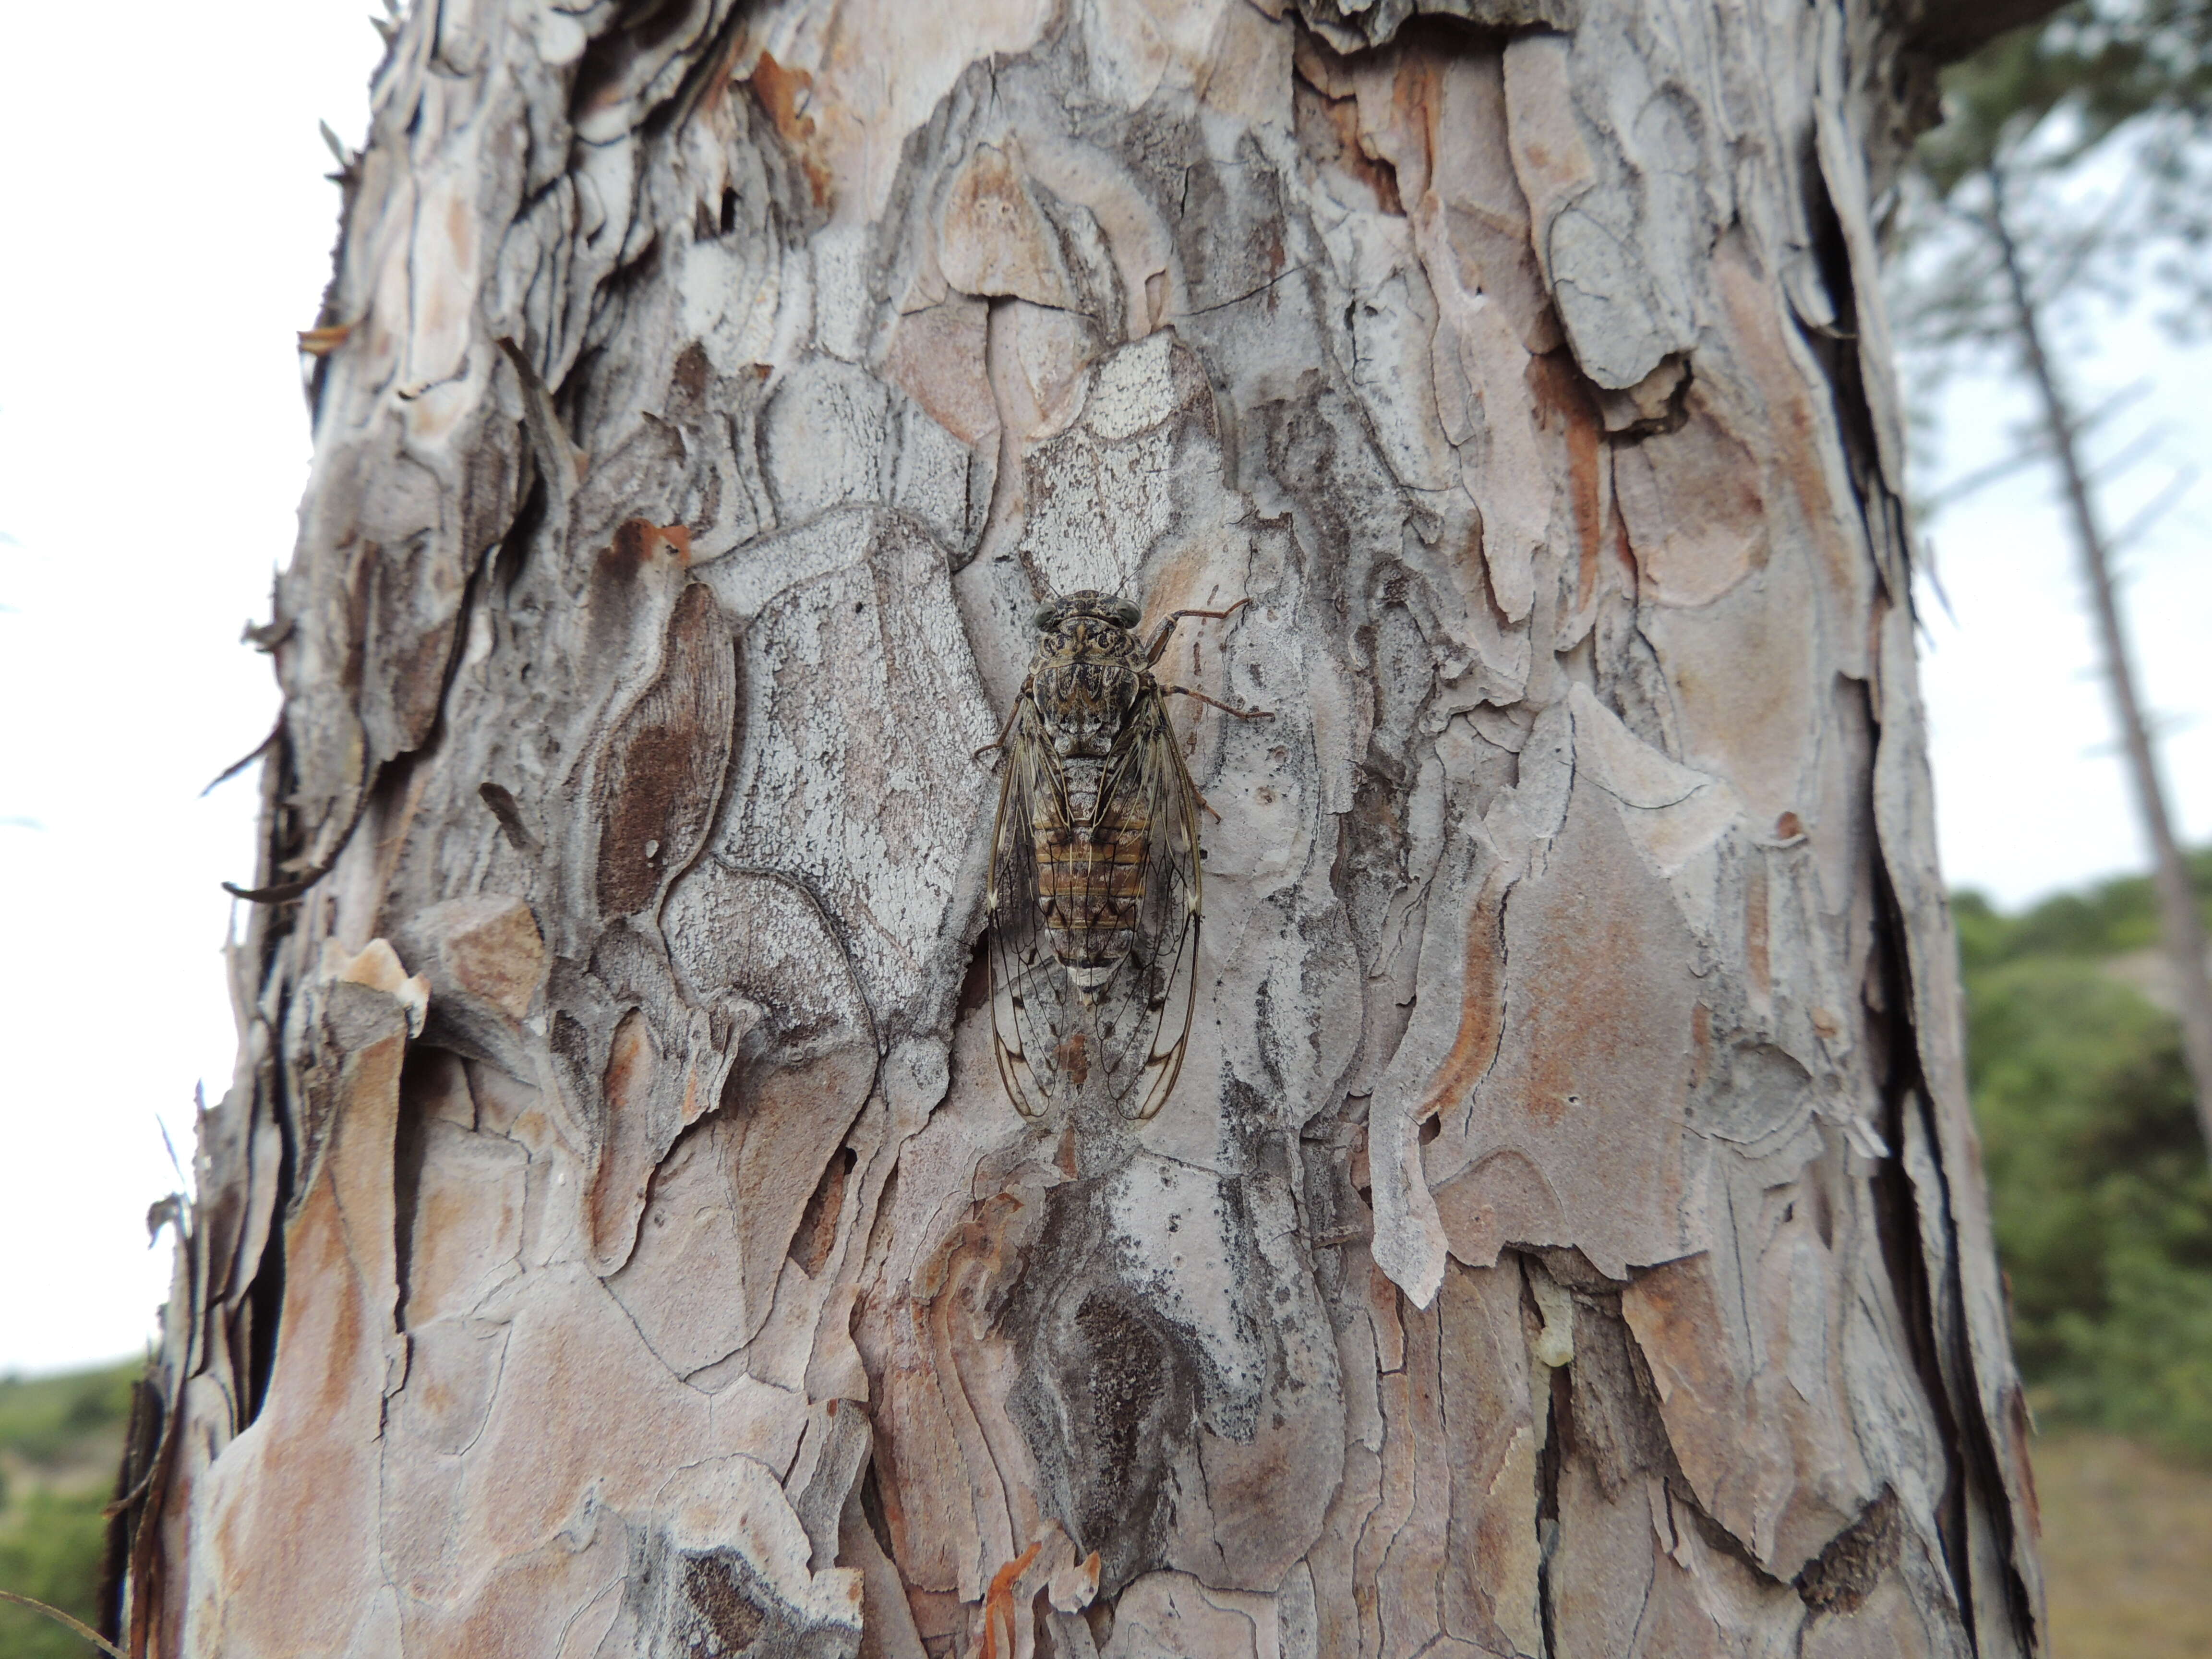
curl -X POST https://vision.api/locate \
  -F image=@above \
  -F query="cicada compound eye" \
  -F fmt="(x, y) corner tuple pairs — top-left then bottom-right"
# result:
(1032, 602), (1063, 631)
(1109, 598), (1141, 629)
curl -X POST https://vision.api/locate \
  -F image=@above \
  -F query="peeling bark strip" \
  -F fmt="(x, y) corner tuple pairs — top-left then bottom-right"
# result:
(125, 2), (2047, 1656)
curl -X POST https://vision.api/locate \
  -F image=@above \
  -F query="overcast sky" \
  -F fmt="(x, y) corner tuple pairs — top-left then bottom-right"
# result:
(1, 5), (2205, 1375)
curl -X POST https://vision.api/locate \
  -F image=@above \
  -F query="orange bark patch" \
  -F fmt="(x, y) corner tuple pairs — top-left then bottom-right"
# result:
(609, 517), (692, 568)
(603, 1007), (657, 1110)
(1417, 866), (1511, 1121)
(978, 1541), (1043, 1659)
(883, 296), (997, 446)
(437, 897), (545, 1020)
(1709, 234), (1865, 623)
(1293, 79), (1403, 216)
(586, 1008), (659, 1264)
(196, 1007), (408, 1658)
(939, 145), (1072, 306)
(1426, 782), (1702, 1277)
(749, 51), (830, 206)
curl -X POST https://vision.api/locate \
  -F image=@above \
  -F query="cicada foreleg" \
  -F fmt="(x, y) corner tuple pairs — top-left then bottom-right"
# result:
(1143, 596), (1254, 665)
(1163, 684), (1274, 722)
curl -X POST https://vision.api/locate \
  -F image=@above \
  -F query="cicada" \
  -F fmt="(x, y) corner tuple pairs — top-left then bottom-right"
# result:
(984, 590), (1269, 1120)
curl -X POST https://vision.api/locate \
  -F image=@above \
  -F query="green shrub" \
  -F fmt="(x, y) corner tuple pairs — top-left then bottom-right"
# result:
(0, 1488), (113, 1659)
(0, 1367), (137, 1471)
(0, 1360), (137, 1658)
(1961, 855), (2212, 1459)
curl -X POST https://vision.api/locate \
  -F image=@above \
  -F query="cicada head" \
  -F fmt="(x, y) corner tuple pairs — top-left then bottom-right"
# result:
(1032, 589), (1142, 634)
(1030, 591), (1147, 758)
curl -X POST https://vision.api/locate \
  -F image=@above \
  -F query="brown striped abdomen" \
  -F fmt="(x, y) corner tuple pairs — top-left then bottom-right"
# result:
(1034, 793), (1149, 995)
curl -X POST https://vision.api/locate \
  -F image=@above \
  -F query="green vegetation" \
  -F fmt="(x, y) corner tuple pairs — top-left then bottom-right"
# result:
(1958, 848), (2212, 1458)
(0, 1360), (136, 1659)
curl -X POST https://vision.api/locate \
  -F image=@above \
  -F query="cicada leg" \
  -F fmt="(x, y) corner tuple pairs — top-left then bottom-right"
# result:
(1144, 596), (1254, 665)
(1162, 684), (1273, 721)
(973, 683), (1034, 765)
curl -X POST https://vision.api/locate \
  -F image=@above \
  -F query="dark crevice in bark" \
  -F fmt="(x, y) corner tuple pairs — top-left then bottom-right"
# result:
(1866, 805), (1972, 1587)
(650, 0), (752, 139)
(789, 1146), (857, 1277)
(491, 460), (549, 597)
(241, 970), (302, 1434)
(856, 1459), (897, 1565)
(1535, 1351), (1566, 1659)
(390, 1049), (443, 1332)
(230, 481), (505, 908)
(1082, 1594), (1117, 1653)
(223, 767), (381, 905)
(95, 1373), (164, 1642)
(240, 1188), (287, 1426)
(568, 0), (701, 128)
(1666, 1474), (1791, 1590)
(1795, 190), (1898, 602)
(1804, 145), (1864, 348)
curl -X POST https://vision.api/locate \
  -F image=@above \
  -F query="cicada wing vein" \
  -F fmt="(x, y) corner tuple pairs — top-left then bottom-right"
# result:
(1111, 689), (1202, 1121)
(986, 698), (1066, 1118)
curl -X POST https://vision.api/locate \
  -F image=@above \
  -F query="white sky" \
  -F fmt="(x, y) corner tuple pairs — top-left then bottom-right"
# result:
(0, 4), (389, 1377)
(0, 7), (2203, 1374)
(1912, 303), (2212, 911)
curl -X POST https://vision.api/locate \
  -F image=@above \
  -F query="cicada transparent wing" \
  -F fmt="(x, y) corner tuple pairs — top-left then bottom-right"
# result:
(1101, 688), (1202, 1119)
(986, 698), (1065, 1118)
(985, 686), (1203, 1120)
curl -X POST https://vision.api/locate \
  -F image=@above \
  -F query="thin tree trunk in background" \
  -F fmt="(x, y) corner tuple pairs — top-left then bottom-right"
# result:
(1984, 164), (2212, 1167)
(111, 3), (2046, 1656)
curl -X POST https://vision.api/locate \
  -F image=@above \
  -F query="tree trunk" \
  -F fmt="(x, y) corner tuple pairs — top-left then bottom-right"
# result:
(116, 3), (2045, 1656)
(1983, 163), (2212, 1168)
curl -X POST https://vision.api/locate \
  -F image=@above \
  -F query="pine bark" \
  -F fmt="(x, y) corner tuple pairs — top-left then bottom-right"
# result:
(117, 3), (2046, 1656)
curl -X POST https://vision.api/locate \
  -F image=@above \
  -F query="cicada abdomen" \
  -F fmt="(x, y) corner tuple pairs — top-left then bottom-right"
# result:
(984, 590), (1266, 1120)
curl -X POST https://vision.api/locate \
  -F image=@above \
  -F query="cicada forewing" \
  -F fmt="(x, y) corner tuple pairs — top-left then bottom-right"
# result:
(985, 698), (1060, 1118)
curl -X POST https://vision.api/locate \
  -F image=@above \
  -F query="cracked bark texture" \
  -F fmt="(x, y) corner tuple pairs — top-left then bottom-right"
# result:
(116, 2), (2049, 1656)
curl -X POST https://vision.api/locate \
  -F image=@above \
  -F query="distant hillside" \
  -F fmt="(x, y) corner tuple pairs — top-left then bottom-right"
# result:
(0, 1360), (135, 1658)
(1955, 847), (2212, 1458)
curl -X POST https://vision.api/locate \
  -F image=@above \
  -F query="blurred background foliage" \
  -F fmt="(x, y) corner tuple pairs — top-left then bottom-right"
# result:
(1958, 853), (2212, 1456)
(0, 1362), (133, 1658)
(1907, 0), (2212, 350)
